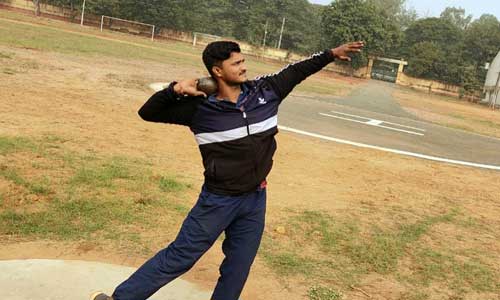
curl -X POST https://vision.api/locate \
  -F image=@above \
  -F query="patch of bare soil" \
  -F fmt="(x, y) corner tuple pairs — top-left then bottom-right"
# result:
(1, 46), (499, 300)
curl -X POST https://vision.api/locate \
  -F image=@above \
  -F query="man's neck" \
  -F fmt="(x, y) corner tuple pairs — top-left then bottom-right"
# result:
(216, 82), (241, 103)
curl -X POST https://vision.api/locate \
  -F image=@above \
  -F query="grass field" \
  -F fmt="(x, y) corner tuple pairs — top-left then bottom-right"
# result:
(1, 9), (499, 300)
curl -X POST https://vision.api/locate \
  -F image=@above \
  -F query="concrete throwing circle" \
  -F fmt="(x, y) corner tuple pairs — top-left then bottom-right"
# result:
(0, 259), (211, 300)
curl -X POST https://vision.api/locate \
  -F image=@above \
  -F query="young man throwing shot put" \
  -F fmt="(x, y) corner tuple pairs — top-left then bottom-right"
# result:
(91, 40), (363, 300)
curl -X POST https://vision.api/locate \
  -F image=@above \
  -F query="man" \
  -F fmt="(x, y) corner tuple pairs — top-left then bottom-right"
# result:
(92, 40), (364, 300)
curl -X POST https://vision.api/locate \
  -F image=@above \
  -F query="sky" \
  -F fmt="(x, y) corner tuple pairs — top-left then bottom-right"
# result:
(308, 0), (500, 20)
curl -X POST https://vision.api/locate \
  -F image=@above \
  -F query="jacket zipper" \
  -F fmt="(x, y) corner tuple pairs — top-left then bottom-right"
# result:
(242, 111), (250, 135)
(242, 109), (259, 183)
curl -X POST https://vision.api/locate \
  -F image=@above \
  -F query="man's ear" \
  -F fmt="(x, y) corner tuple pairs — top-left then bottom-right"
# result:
(212, 66), (223, 78)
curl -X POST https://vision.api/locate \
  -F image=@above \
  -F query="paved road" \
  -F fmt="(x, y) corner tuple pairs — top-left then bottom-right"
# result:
(280, 80), (500, 169)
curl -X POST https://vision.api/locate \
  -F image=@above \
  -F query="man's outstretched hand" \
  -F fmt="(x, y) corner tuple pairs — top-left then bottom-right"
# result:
(331, 41), (365, 61)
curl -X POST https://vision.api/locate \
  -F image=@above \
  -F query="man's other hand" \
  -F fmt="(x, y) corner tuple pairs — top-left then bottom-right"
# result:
(331, 41), (365, 61)
(174, 79), (207, 98)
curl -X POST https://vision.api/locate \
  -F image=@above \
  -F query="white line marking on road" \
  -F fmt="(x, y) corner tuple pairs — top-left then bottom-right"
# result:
(329, 110), (426, 132)
(320, 113), (425, 136)
(278, 125), (500, 171)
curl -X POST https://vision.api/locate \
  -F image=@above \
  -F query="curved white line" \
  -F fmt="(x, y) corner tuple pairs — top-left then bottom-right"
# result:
(278, 125), (500, 171)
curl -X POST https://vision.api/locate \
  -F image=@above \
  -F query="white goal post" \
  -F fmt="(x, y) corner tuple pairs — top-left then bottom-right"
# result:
(192, 32), (221, 47)
(100, 15), (155, 41)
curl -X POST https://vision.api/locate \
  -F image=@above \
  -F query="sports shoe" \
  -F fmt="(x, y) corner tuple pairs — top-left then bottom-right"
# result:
(90, 292), (113, 300)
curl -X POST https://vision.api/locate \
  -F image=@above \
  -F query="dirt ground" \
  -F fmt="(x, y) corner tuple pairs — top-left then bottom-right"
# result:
(393, 88), (500, 139)
(1, 20), (500, 300)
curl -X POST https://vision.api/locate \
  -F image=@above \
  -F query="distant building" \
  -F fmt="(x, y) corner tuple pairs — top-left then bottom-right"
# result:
(484, 50), (500, 108)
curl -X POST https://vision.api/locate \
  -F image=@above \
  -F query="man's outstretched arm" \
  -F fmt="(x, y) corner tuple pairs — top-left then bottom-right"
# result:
(260, 41), (364, 100)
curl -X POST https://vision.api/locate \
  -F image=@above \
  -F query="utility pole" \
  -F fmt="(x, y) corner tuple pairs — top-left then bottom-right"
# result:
(80, 0), (86, 26)
(262, 20), (268, 47)
(277, 17), (285, 49)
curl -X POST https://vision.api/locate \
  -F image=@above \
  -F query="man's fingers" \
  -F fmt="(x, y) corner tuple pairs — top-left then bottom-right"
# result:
(194, 91), (207, 98)
(349, 41), (365, 49)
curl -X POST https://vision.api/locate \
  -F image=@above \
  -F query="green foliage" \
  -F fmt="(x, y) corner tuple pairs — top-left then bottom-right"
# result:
(405, 41), (443, 79)
(158, 176), (185, 193)
(440, 7), (472, 30)
(0, 166), (52, 195)
(70, 158), (131, 188)
(308, 286), (342, 300)
(461, 66), (482, 95)
(0, 136), (36, 155)
(412, 248), (499, 292)
(320, 0), (402, 68)
(403, 17), (466, 85)
(79, 0), (322, 54)
(345, 214), (454, 274)
(368, 0), (417, 30)
(262, 251), (316, 276)
(0, 198), (135, 239)
(463, 14), (500, 68)
(42, 0), (79, 10)
(401, 12), (500, 90)
(403, 17), (463, 53)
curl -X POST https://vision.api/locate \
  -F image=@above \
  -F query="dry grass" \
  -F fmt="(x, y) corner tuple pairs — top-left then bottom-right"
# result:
(393, 88), (500, 139)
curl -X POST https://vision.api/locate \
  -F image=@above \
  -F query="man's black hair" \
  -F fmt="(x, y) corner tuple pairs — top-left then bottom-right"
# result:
(202, 41), (241, 77)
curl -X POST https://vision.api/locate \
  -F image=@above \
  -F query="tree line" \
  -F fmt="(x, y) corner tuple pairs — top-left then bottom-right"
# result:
(32, 0), (500, 93)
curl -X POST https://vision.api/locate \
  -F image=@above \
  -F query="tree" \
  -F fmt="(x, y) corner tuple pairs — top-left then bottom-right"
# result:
(367, 0), (417, 30)
(321, 0), (402, 68)
(266, 0), (322, 53)
(403, 17), (463, 52)
(402, 18), (465, 84)
(463, 14), (500, 69)
(42, 0), (80, 19)
(440, 7), (472, 30)
(461, 65), (482, 96)
(405, 41), (442, 79)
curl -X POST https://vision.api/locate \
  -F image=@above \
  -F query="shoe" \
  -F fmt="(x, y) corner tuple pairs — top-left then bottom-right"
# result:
(90, 292), (113, 300)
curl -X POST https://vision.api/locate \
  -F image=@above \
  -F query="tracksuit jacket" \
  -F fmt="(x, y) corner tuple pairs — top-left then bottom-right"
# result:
(138, 49), (336, 195)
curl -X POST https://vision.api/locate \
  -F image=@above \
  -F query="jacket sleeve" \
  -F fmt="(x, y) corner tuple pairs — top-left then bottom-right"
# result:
(138, 82), (203, 126)
(259, 50), (335, 100)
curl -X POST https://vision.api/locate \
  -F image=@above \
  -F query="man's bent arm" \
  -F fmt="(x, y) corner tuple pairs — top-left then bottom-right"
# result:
(138, 82), (202, 126)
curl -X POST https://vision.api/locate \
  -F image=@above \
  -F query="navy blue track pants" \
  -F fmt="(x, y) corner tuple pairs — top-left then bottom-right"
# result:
(112, 185), (266, 300)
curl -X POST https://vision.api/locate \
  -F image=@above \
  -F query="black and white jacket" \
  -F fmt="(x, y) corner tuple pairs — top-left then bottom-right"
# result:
(139, 50), (335, 195)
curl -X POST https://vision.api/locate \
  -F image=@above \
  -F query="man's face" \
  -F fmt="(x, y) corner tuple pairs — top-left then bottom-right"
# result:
(216, 52), (247, 85)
